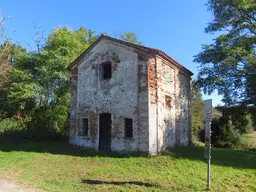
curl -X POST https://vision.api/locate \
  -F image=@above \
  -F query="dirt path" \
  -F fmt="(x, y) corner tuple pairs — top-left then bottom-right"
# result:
(0, 179), (41, 192)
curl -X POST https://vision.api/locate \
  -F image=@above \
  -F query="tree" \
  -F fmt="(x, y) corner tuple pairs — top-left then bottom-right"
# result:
(117, 32), (142, 45)
(191, 80), (204, 138)
(0, 45), (12, 118)
(194, 0), (256, 106)
(0, 15), (14, 117)
(8, 26), (97, 133)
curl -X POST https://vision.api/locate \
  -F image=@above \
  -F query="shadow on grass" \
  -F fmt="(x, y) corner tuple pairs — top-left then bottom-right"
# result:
(82, 179), (158, 187)
(0, 133), (146, 158)
(165, 146), (256, 170)
(0, 132), (255, 170)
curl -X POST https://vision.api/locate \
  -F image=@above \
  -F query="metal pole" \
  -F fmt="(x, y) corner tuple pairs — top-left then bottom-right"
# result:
(207, 156), (211, 190)
(207, 122), (211, 191)
(204, 99), (212, 191)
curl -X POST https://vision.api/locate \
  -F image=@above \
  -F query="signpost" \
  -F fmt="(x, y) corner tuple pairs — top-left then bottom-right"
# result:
(204, 99), (212, 191)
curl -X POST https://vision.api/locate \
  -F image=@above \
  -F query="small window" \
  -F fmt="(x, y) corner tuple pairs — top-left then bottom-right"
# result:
(165, 95), (172, 108)
(125, 118), (133, 138)
(82, 118), (89, 136)
(102, 62), (112, 79)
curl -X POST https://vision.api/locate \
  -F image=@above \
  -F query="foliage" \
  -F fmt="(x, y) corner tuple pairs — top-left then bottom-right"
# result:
(214, 127), (253, 150)
(196, 106), (254, 149)
(0, 43), (12, 90)
(216, 106), (254, 134)
(0, 45), (12, 117)
(7, 26), (97, 134)
(194, 0), (256, 106)
(2, 24), (142, 137)
(233, 134), (254, 150)
(208, 107), (254, 149)
(118, 32), (142, 45)
(0, 118), (26, 133)
(248, 106), (256, 129)
(191, 80), (204, 138)
(248, 131), (256, 148)
(0, 16), (13, 117)
(0, 141), (255, 191)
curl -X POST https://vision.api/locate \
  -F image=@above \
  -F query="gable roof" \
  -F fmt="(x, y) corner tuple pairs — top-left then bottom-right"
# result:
(69, 35), (193, 76)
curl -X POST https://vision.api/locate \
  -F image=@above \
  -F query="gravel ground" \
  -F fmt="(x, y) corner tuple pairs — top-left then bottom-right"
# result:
(0, 179), (41, 192)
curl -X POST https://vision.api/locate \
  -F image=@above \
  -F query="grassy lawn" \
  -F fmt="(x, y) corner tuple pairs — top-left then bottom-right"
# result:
(0, 141), (255, 192)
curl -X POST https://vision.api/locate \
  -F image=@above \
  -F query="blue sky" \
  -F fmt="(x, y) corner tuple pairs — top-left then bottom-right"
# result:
(1, 0), (222, 106)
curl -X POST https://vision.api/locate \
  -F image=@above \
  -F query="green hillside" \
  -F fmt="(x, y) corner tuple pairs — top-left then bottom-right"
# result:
(0, 141), (255, 192)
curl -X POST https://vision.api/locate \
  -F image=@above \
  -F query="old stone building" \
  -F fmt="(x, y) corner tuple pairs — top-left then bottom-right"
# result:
(69, 35), (193, 155)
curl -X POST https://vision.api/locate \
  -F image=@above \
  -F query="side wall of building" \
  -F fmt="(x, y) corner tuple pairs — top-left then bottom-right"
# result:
(148, 56), (191, 152)
(176, 69), (191, 146)
(156, 57), (176, 151)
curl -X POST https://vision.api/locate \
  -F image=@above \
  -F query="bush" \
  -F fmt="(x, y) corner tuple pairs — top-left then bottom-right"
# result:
(0, 116), (68, 143)
(216, 134), (253, 150)
(234, 135), (254, 150)
(0, 117), (26, 134)
(209, 116), (253, 150)
(196, 108), (254, 150)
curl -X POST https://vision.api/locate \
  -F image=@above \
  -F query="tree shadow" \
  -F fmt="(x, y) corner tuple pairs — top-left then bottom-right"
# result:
(81, 179), (159, 187)
(0, 133), (147, 158)
(164, 146), (256, 170)
(0, 132), (255, 169)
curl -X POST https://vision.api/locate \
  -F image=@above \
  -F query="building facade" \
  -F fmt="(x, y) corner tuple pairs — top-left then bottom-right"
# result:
(69, 35), (193, 155)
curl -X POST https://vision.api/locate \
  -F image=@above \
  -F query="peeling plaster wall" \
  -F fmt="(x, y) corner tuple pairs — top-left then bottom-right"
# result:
(70, 38), (191, 155)
(155, 57), (176, 151)
(147, 57), (158, 155)
(178, 73), (191, 146)
(150, 57), (191, 151)
(70, 39), (144, 152)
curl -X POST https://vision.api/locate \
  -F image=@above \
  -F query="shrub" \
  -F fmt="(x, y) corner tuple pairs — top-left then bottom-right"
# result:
(234, 135), (254, 150)
(209, 116), (253, 150)
(0, 117), (26, 134)
(196, 108), (254, 150)
(0, 116), (67, 143)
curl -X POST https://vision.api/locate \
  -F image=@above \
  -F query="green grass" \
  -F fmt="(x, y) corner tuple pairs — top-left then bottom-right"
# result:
(0, 141), (255, 192)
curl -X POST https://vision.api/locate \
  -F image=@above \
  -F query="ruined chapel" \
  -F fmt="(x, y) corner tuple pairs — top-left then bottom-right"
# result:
(69, 35), (193, 155)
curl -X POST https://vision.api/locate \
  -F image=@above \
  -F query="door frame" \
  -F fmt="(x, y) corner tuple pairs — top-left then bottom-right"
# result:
(98, 113), (112, 152)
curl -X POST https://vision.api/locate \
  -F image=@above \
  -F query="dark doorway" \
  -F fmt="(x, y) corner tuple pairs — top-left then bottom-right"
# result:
(99, 113), (112, 152)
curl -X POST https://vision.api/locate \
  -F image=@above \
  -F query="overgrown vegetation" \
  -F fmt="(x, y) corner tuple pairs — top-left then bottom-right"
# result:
(0, 141), (255, 192)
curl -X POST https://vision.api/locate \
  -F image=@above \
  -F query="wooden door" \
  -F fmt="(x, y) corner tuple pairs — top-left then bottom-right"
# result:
(99, 113), (112, 152)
